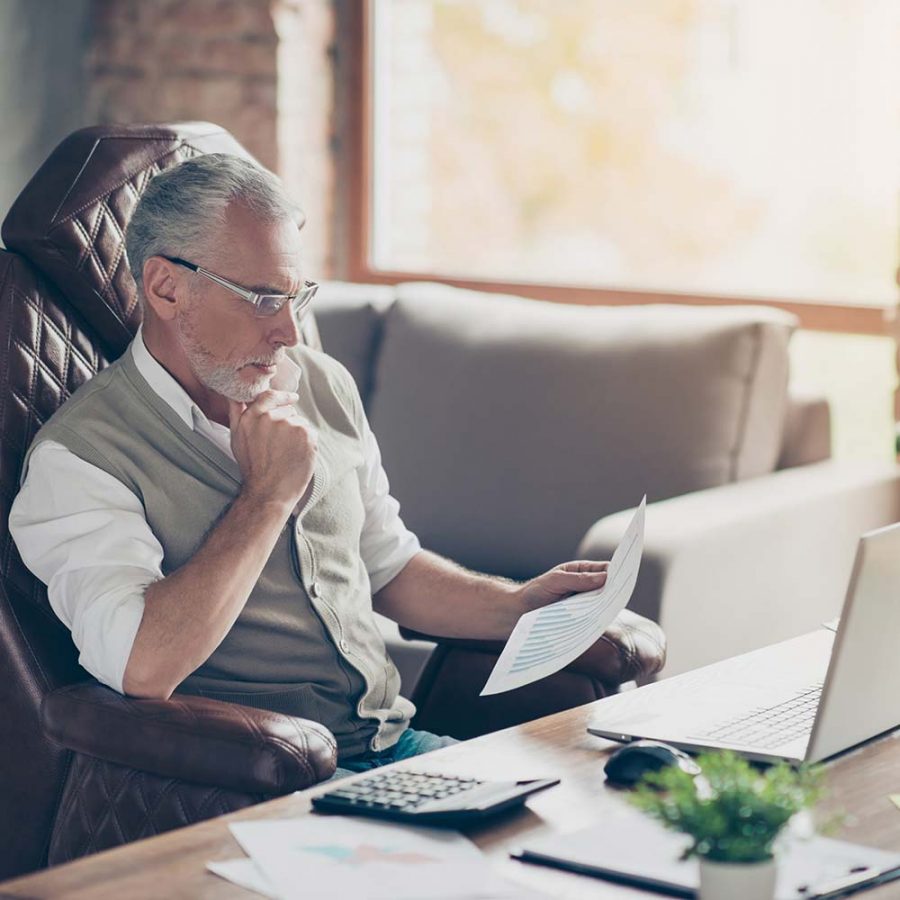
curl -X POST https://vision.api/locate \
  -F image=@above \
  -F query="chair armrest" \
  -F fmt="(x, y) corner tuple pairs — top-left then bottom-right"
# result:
(401, 611), (664, 740)
(41, 683), (337, 793)
(578, 461), (900, 676)
(400, 609), (665, 687)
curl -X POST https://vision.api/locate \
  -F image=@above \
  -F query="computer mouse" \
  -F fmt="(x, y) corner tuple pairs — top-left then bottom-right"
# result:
(603, 740), (701, 789)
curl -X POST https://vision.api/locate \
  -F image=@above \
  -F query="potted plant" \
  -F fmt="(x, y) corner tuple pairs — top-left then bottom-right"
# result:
(629, 750), (824, 900)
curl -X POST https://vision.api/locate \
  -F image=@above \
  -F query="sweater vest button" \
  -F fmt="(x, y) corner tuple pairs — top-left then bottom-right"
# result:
(309, 580), (321, 598)
(339, 639), (350, 653)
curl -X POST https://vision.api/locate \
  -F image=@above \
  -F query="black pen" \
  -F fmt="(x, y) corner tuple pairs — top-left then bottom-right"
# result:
(802, 864), (884, 898)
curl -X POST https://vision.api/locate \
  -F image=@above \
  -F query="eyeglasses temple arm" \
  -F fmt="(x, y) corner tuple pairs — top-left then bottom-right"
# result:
(164, 256), (198, 272)
(195, 266), (258, 303)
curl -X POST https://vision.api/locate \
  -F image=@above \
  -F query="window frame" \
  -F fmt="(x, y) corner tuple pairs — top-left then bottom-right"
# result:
(337, 2), (892, 337)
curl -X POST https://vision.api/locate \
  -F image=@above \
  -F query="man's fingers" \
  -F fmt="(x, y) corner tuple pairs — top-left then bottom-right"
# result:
(227, 399), (246, 431)
(229, 391), (299, 432)
(552, 569), (608, 592)
(265, 405), (297, 421)
(266, 406), (314, 429)
(262, 407), (319, 443)
(557, 560), (609, 574)
(564, 570), (608, 583)
(247, 390), (300, 414)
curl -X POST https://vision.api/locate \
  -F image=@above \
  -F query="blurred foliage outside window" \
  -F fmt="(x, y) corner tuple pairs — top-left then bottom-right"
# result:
(790, 332), (894, 461)
(371, 0), (899, 458)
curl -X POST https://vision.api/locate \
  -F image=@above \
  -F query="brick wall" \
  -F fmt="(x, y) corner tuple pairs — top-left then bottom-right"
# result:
(87, 0), (336, 275)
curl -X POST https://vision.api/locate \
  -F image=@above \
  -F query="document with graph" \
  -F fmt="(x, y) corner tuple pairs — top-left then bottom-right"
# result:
(481, 496), (646, 696)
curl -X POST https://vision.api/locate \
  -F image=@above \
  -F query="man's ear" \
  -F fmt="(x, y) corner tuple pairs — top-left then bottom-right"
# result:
(141, 257), (181, 321)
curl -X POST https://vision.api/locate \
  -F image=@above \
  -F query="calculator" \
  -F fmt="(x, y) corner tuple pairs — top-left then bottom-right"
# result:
(311, 770), (560, 827)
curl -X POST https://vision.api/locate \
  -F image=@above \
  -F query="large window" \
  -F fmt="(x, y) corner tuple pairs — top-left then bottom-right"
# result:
(350, 1), (900, 457)
(367, 0), (897, 306)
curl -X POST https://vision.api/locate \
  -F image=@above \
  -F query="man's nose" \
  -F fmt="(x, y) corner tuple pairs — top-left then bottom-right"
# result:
(269, 302), (302, 348)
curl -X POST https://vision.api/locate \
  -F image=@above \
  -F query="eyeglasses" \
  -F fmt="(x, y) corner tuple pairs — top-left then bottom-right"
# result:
(162, 256), (318, 319)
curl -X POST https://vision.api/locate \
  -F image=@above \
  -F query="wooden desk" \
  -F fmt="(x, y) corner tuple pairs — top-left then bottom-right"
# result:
(4, 701), (900, 899)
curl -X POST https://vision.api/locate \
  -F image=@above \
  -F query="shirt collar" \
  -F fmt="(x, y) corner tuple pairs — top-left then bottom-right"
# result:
(131, 326), (209, 432)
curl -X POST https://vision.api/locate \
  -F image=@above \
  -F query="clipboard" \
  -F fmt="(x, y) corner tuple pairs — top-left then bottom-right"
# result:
(510, 810), (900, 899)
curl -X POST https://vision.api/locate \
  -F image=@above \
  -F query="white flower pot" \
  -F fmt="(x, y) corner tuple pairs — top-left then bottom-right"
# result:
(698, 856), (776, 900)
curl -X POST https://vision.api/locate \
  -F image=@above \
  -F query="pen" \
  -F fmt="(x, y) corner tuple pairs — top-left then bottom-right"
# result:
(801, 864), (877, 897)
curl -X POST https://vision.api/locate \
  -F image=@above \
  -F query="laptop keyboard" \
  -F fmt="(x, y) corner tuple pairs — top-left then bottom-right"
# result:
(690, 683), (823, 751)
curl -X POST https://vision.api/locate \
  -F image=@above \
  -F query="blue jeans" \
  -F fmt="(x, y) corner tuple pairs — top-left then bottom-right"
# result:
(330, 729), (458, 781)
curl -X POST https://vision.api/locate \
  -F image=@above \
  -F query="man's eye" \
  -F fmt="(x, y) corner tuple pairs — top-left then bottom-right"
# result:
(257, 296), (285, 315)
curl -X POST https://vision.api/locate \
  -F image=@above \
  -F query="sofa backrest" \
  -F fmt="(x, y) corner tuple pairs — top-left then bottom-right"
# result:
(310, 281), (395, 401)
(315, 281), (799, 581)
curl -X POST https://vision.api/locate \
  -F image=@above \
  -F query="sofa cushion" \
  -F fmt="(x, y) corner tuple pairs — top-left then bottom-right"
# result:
(368, 282), (796, 580)
(314, 282), (395, 407)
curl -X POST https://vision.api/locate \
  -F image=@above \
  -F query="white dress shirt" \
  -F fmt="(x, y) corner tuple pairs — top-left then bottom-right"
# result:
(9, 329), (421, 693)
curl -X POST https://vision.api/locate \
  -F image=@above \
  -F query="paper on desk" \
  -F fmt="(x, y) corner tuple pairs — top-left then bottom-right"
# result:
(206, 858), (278, 898)
(481, 496), (646, 696)
(229, 817), (535, 900)
(517, 809), (900, 900)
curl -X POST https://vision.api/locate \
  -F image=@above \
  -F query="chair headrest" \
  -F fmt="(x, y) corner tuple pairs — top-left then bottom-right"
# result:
(2, 122), (252, 359)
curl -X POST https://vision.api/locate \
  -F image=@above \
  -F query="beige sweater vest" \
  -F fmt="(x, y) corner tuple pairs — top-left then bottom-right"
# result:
(23, 343), (414, 758)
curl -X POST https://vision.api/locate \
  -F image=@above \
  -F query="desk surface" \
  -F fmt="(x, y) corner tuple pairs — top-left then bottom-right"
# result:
(4, 700), (900, 899)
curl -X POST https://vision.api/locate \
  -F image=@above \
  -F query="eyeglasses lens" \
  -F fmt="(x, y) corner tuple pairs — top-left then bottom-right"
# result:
(256, 295), (285, 316)
(255, 291), (315, 319)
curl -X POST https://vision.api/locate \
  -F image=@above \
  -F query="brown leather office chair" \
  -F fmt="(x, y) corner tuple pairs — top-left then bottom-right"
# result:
(0, 123), (665, 879)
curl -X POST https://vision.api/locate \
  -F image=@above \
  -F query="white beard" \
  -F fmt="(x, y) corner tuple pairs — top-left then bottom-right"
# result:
(176, 312), (278, 403)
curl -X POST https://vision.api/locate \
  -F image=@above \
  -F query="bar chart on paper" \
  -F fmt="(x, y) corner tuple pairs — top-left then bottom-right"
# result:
(222, 817), (535, 899)
(481, 497), (646, 696)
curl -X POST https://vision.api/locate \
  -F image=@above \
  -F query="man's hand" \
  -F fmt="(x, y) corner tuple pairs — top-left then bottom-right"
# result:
(228, 390), (317, 508)
(125, 393), (317, 699)
(518, 560), (610, 614)
(373, 552), (613, 642)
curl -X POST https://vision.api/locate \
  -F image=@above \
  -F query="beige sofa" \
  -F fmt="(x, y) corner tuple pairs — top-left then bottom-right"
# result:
(314, 281), (900, 680)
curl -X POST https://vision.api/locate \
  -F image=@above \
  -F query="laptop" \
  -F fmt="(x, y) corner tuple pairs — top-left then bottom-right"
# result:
(587, 521), (900, 764)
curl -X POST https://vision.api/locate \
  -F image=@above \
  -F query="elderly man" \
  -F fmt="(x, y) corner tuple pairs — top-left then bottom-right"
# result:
(10, 154), (610, 773)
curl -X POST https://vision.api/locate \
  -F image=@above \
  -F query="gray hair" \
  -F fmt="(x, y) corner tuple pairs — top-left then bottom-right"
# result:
(124, 153), (304, 299)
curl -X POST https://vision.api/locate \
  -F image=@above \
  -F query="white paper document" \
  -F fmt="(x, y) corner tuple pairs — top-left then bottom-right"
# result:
(206, 858), (278, 898)
(227, 817), (538, 900)
(481, 496), (646, 696)
(517, 809), (900, 899)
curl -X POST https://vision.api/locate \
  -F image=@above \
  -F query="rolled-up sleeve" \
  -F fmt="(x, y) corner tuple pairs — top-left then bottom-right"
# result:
(357, 420), (421, 594)
(9, 441), (164, 693)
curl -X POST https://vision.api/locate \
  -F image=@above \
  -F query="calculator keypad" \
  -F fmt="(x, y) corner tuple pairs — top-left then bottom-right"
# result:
(312, 770), (559, 826)
(322, 772), (480, 811)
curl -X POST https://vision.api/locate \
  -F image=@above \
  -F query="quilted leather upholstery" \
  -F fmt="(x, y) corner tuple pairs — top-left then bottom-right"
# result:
(0, 124), (326, 881)
(0, 251), (108, 879)
(48, 754), (268, 867)
(43, 684), (337, 794)
(1, 122), (321, 361)
(2, 123), (252, 360)
(0, 253), (109, 621)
